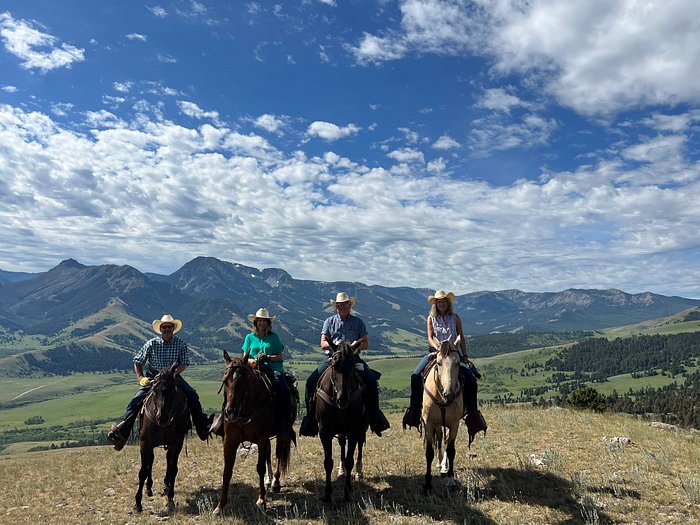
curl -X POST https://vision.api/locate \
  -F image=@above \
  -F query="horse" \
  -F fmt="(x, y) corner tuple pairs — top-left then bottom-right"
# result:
(315, 340), (368, 502)
(213, 351), (294, 514)
(133, 363), (191, 515)
(422, 337), (463, 493)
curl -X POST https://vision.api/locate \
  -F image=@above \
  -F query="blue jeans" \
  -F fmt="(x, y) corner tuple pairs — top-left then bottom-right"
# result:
(304, 355), (378, 404)
(411, 352), (478, 414)
(121, 374), (207, 433)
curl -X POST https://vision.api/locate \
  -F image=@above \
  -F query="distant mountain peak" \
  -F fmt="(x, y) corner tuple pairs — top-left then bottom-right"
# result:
(58, 258), (85, 269)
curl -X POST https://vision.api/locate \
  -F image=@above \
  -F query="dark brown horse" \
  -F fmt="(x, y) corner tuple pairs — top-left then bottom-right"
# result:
(134, 363), (190, 515)
(213, 351), (293, 514)
(315, 340), (368, 502)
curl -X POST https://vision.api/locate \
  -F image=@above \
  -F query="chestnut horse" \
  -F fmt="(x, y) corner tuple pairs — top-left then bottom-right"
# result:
(315, 340), (368, 502)
(134, 363), (190, 515)
(422, 337), (463, 493)
(213, 351), (293, 514)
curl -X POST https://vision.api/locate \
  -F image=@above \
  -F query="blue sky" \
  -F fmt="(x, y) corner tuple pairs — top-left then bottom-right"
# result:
(1, 1), (699, 297)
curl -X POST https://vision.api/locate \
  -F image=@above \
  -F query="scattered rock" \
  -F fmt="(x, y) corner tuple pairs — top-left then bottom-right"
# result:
(602, 436), (632, 446)
(529, 453), (545, 467)
(650, 422), (679, 432)
(103, 488), (116, 496)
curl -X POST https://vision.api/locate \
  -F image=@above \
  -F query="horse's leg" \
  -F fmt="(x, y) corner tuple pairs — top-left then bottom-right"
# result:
(438, 430), (449, 476)
(162, 438), (184, 515)
(354, 435), (364, 481)
(146, 470), (153, 497)
(213, 436), (238, 515)
(424, 424), (435, 494)
(134, 444), (153, 513)
(337, 435), (347, 477)
(264, 457), (272, 490)
(444, 438), (457, 491)
(343, 438), (357, 502)
(321, 434), (334, 503)
(271, 456), (281, 493)
(256, 438), (271, 510)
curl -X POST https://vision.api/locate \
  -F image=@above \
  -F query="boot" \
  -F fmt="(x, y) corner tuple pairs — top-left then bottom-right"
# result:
(106, 414), (135, 451)
(402, 374), (423, 429)
(209, 412), (224, 437)
(299, 399), (318, 437)
(367, 389), (390, 437)
(465, 410), (488, 446)
(195, 414), (213, 441)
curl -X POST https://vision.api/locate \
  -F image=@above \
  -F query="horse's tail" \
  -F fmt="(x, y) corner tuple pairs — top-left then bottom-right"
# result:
(275, 430), (295, 475)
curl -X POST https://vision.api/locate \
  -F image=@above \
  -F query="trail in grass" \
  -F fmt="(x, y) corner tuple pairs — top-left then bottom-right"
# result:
(11, 377), (71, 400)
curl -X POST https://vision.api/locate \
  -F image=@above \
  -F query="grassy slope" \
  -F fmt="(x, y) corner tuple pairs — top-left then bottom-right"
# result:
(0, 408), (698, 524)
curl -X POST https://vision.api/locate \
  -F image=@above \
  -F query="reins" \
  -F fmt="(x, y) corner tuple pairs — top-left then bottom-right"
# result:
(315, 349), (364, 410)
(219, 361), (274, 427)
(423, 346), (463, 428)
(142, 375), (189, 429)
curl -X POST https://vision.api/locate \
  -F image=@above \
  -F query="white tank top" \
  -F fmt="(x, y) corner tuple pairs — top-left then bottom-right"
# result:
(430, 314), (457, 343)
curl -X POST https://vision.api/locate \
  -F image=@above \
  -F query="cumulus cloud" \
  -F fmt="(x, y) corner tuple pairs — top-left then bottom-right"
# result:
(254, 113), (287, 134)
(0, 103), (699, 295)
(432, 134), (460, 150)
(0, 12), (85, 72)
(306, 121), (360, 141)
(349, 0), (700, 116)
(126, 33), (147, 42)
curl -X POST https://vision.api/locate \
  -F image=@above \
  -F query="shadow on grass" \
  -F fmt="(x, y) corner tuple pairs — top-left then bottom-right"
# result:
(181, 467), (615, 524)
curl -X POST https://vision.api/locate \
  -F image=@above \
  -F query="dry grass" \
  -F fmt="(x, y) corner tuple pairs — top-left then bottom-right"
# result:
(1, 407), (698, 525)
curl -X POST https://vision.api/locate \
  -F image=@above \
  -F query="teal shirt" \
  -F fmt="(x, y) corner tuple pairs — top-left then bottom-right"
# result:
(242, 331), (284, 372)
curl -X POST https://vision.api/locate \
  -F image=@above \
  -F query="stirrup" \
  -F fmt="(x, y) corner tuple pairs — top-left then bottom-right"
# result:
(299, 414), (318, 437)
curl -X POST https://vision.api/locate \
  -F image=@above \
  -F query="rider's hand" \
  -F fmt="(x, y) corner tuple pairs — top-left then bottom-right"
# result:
(355, 362), (364, 371)
(138, 376), (152, 387)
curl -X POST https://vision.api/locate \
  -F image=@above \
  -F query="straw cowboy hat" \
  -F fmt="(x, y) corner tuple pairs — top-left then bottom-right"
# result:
(247, 307), (278, 323)
(330, 292), (356, 307)
(152, 314), (183, 334)
(428, 290), (455, 304)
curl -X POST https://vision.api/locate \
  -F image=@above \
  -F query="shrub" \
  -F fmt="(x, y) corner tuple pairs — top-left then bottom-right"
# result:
(566, 387), (608, 412)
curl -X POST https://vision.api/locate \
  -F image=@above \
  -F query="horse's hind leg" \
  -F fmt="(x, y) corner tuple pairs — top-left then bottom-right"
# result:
(337, 435), (347, 477)
(354, 437), (364, 480)
(256, 439), (271, 510)
(321, 435), (334, 503)
(444, 438), (457, 491)
(343, 439), (357, 502)
(271, 457), (281, 493)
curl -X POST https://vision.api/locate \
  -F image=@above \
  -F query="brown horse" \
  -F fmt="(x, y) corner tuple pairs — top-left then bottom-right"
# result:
(213, 351), (293, 514)
(315, 340), (368, 502)
(134, 363), (190, 515)
(422, 337), (463, 493)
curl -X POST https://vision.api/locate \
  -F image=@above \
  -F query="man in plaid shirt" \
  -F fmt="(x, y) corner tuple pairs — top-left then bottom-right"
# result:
(107, 314), (212, 450)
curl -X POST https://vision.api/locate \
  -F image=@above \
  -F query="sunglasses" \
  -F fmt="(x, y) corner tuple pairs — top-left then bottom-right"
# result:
(160, 325), (175, 330)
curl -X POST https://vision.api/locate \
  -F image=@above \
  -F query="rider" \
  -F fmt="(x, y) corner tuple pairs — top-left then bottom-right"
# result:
(402, 290), (487, 439)
(242, 308), (294, 441)
(299, 292), (390, 437)
(106, 314), (212, 450)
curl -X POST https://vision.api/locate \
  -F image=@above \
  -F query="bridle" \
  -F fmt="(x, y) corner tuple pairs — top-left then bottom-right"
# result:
(316, 346), (363, 410)
(143, 373), (188, 428)
(423, 345), (462, 426)
(218, 360), (273, 427)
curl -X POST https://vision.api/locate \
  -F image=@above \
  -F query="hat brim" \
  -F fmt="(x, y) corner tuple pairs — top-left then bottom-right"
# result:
(330, 298), (356, 307)
(152, 319), (183, 334)
(247, 314), (277, 322)
(428, 292), (455, 304)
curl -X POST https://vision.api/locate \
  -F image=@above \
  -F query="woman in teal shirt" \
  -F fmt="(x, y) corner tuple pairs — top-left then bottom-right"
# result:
(243, 308), (292, 439)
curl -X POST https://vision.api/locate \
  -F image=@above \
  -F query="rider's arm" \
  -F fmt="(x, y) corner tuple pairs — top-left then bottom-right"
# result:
(134, 362), (145, 379)
(455, 314), (468, 360)
(174, 364), (188, 375)
(426, 316), (440, 351)
(320, 333), (333, 352)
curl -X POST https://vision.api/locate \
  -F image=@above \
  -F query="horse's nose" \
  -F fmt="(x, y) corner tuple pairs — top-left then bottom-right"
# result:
(444, 391), (455, 404)
(224, 407), (233, 420)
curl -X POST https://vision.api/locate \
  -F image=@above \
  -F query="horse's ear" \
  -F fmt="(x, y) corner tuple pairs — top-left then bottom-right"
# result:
(243, 350), (250, 364)
(170, 362), (179, 374)
(327, 339), (338, 352)
(223, 350), (231, 364)
(454, 335), (461, 347)
(350, 340), (361, 351)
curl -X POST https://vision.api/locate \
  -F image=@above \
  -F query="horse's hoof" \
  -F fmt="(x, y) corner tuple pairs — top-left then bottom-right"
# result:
(352, 472), (363, 481)
(272, 483), (281, 494)
(146, 488), (153, 497)
(212, 506), (222, 516)
(440, 472), (448, 478)
(131, 506), (142, 514)
(255, 500), (266, 512)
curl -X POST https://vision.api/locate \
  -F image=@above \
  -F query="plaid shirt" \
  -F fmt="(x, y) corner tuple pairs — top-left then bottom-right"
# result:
(133, 335), (190, 373)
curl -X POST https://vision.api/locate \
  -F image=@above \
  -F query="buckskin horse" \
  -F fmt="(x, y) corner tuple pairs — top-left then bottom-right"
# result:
(213, 350), (294, 514)
(422, 337), (463, 493)
(133, 363), (190, 515)
(315, 340), (368, 502)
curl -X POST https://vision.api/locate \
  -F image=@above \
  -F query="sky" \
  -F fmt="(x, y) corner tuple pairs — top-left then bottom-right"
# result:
(1, 0), (699, 298)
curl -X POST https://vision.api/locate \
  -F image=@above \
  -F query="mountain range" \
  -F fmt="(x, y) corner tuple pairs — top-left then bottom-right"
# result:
(1, 256), (699, 375)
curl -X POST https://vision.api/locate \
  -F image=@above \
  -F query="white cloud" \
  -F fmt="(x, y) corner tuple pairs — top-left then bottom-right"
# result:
(469, 113), (557, 155)
(2, 85), (17, 93)
(147, 6), (167, 17)
(177, 101), (221, 123)
(126, 33), (147, 42)
(387, 147), (425, 164)
(432, 134), (460, 150)
(477, 88), (528, 113)
(113, 81), (133, 93)
(0, 12), (85, 72)
(306, 121), (360, 141)
(254, 114), (286, 134)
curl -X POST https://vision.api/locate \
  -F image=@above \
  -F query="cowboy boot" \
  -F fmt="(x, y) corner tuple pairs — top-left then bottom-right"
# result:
(402, 374), (423, 429)
(106, 413), (136, 451)
(367, 388), (390, 436)
(465, 410), (488, 446)
(299, 399), (318, 437)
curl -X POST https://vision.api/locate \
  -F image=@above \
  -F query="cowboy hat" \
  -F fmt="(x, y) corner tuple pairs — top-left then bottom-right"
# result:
(330, 292), (356, 307)
(247, 307), (278, 323)
(152, 314), (183, 334)
(428, 290), (455, 304)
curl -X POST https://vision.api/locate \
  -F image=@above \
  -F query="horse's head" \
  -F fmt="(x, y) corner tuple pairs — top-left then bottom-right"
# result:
(434, 337), (462, 404)
(149, 362), (181, 427)
(326, 340), (359, 407)
(219, 350), (251, 423)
